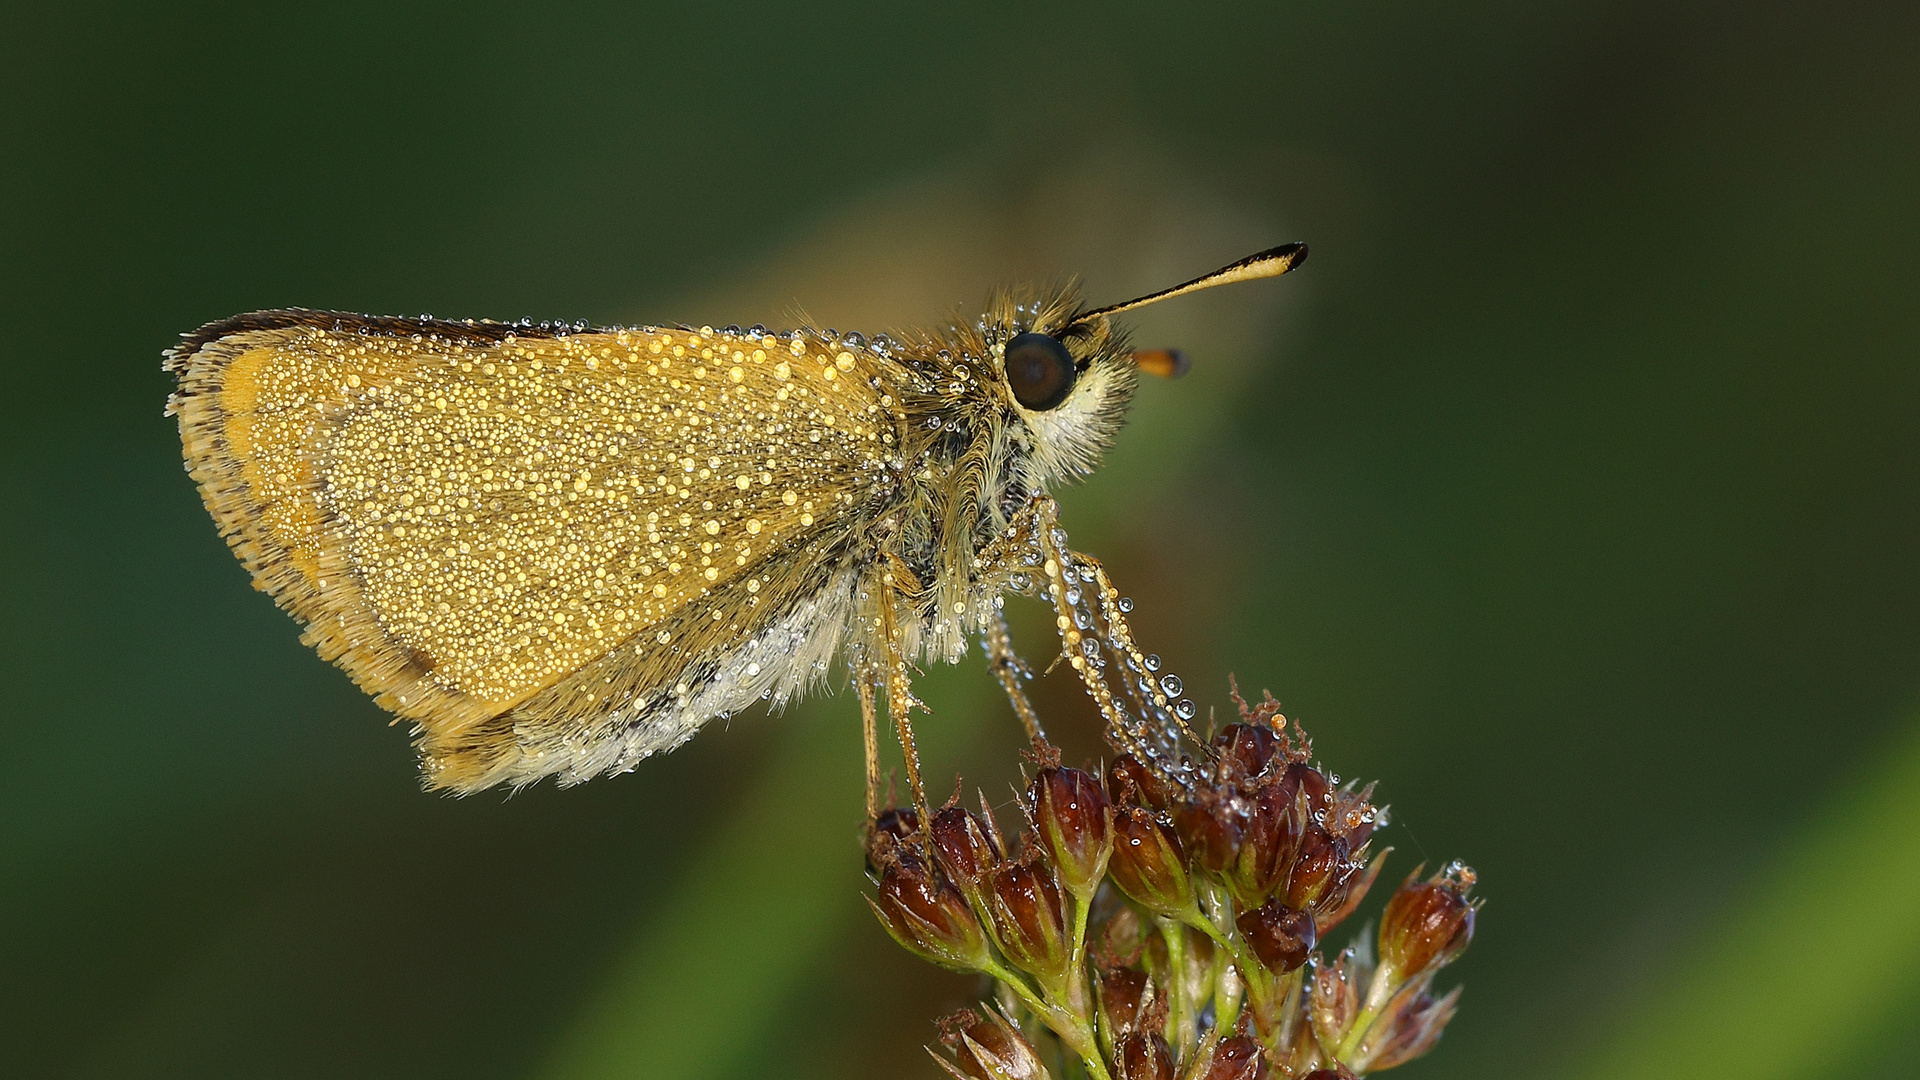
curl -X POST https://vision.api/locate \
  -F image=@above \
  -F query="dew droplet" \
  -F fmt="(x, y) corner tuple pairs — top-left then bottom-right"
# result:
(1145, 654), (1162, 671)
(1117, 596), (1134, 612)
(1174, 699), (1197, 720)
(1159, 674), (1183, 696)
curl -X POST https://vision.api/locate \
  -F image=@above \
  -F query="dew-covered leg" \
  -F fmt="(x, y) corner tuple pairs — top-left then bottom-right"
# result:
(856, 672), (882, 822)
(983, 608), (1046, 745)
(878, 557), (932, 826)
(1026, 498), (1209, 779)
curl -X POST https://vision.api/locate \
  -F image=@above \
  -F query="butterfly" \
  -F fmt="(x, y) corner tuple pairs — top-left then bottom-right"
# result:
(166, 243), (1306, 810)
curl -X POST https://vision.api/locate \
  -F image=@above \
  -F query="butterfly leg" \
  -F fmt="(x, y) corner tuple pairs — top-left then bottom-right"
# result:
(983, 607), (1046, 745)
(856, 673), (882, 823)
(1022, 497), (1209, 771)
(877, 555), (932, 828)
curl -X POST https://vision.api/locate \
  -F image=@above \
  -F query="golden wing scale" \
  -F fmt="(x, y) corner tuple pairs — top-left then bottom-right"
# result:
(165, 243), (1307, 812)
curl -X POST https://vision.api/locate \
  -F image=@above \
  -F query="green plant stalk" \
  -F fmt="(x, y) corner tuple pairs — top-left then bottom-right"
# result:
(1334, 962), (1405, 1062)
(1068, 890), (1095, 1020)
(1156, 915), (1197, 1060)
(1213, 951), (1244, 1038)
(982, 956), (1113, 1080)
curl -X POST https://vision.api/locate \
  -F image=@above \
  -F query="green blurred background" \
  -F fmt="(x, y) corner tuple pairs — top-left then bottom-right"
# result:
(5, 2), (1918, 1077)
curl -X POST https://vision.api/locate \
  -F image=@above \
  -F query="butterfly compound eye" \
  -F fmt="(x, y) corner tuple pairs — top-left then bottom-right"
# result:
(1003, 332), (1077, 411)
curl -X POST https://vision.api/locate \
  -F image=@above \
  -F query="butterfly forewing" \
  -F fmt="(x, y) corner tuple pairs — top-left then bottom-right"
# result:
(170, 314), (897, 781)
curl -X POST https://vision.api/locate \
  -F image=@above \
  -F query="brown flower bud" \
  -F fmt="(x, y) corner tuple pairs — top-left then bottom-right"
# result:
(1198, 1034), (1270, 1080)
(1235, 899), (1316, 973)
(985, 861), (1071, 986)
(868, 856), (992, 972)
(1174, 786), (1246, 875)
(1215, 723), (1280, 782)
(1378, 863), (1477, 982)
(1107, 754), (1172, 810)
(937, 1006), (1052, 1080)
(1283, 825), (1359, 928)
(1310, 946), (1365, 1052)
(1096, 905), (1146, 969)
(1113, 1030), (1174, 1080)
(1097, 967), (1151, 1036)
(1108, 806), (1197, 918)
(1030, 765), (1112, 899)
(1309, 844), (1388, 938)
(1361, 984), (1462, 1072)
(1226, 773), (1306, 904)
(1329, 781), (1384, 847)
(865, 806), (919, 872)
(930, 805), (1004, 900)
(1300, 1068), (1357, 1080)
(1283, 761), (1331, 818)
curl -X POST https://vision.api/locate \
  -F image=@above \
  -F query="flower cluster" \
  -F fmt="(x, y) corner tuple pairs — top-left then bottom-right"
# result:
(867, 688), (1478, 1079)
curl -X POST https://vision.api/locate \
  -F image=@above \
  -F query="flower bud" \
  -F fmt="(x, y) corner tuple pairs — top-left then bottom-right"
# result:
(1107, 754), (1172, 810)
(1097, 967), (1151, 1036)
(1098, 905), (1147, 968)
(930, 805), (1004, 900)
(1329, 782), (1384, 847)
(1226, 773), (1306, 904)
(868, 856), (992, 972)
(1174, 786), (1246, 875)
(985, 861), (1072, 986)
(937, 1006), (1052, 1080)
(1378, 863), (1477, 983)
(1030, 765), (1112, 899)
(865, 806), (919, 872)
(1198, 1035), (1269, 1080)
(1109, 806), (1197, 917)
(1310, 946), (1365, 1053)
(1113, 1031), (1174, 1080)
(1282, 761), (1331, 818)
(1300, 1068), (1357, 1080)
(1283, 825), (1359, 929)
(1215, 723), (1279, 782)
(1235, 899), (1316, 973)
(1360, 985), (1462, 1072)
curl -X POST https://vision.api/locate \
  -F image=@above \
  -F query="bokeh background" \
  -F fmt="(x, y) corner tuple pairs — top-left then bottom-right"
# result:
(4, 2), (1918, 1077)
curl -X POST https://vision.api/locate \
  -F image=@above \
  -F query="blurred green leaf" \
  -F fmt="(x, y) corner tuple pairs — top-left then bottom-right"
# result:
(536, 677), (991, 1080)
(1568, 716), (1920, 1080)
